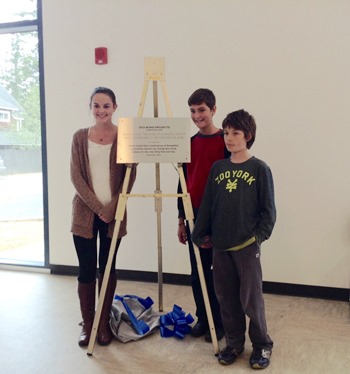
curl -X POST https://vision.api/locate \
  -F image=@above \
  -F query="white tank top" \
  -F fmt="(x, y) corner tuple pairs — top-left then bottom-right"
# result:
(88, 139), (112, 205)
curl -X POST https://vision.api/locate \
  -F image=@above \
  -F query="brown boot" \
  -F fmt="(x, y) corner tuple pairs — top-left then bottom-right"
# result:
(97, 273), (116, 346)
(77, 281), (96, 347)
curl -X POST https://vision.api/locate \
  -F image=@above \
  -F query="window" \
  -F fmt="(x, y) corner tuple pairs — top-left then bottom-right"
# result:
(0, 110), (10, 122)
(0, 0), (48, 267)
(0, 1), (37, 23)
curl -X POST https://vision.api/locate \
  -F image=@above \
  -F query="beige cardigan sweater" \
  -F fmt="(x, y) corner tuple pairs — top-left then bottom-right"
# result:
(70, 128), (136, 239)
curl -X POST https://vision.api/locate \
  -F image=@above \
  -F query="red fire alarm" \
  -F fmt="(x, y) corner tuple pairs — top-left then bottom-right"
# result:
(95, 47), (108, 65)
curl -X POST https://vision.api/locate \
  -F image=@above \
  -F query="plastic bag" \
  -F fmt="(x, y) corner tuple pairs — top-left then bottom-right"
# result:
(110, 295), (161, 343)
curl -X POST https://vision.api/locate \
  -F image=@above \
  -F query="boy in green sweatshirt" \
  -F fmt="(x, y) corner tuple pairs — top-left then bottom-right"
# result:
(192, 109), (276, 370)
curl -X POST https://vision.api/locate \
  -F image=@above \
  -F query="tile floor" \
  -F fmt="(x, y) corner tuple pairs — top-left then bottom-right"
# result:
(0, 269), (349, 374)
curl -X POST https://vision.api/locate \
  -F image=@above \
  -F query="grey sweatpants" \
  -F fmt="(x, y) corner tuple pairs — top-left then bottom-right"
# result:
(213, 242), (273, 350)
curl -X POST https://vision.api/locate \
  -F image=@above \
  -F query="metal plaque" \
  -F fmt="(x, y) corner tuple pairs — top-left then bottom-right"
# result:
(117, 117), (191, 163)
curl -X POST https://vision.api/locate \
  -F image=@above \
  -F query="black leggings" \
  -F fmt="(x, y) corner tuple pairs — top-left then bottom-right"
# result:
(73, 215), (121, 283)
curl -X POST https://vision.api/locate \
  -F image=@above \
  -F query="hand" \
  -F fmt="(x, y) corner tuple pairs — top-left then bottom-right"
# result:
(177, 223), (187, 244)
(98, 212), (110, 223)
(200, 235), (212, 249)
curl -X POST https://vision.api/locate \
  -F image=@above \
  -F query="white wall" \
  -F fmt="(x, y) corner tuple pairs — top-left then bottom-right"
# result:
(42, 0), (350, 288)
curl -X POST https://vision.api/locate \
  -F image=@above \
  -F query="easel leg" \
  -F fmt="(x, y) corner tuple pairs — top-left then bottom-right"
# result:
(155, 163), (163, 311)
(177, 164), (219, 355)
(87, 168), (131, 356)
(137, 80), (149, 118)
(153, 81), (163, 312)
(137, 58), (173, 314)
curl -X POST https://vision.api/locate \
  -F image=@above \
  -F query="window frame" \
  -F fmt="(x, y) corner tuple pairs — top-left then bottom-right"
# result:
(0, 0), (49, 269)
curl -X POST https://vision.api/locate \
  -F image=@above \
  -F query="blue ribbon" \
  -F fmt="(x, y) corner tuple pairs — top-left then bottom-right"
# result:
(114, 294), (154, 335)
(160, 304), (194, 339)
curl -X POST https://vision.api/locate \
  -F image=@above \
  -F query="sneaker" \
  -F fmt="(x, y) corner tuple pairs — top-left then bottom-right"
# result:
(218, 346), (244, 365)
(190, 321), (209, 337)
(204, 327), (225, 342)
(249, 348), (272, 369)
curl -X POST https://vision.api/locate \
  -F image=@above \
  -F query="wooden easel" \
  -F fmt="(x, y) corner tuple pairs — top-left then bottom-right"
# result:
(87, 57), (219, 356)
(137, 57), (172, 313)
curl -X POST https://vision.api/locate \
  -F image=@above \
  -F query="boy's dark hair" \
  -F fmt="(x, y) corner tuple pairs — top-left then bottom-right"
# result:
(222, 109), (256, 149)
(188, 88), (216, 110)
(89, 87), (117, 108)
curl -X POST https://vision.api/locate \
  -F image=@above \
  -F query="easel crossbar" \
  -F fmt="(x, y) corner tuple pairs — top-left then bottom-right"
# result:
(121, 193), (189, 198)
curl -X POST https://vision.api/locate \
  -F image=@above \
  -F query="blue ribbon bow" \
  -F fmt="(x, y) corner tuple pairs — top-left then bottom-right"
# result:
(160, 304), (194, 339)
